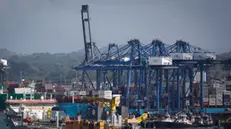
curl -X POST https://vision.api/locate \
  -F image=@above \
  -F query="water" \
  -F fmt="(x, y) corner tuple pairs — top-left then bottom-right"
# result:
(0, 111), (224, 129)
(0, 111), (66, 129)
(0, 112), (10, 129)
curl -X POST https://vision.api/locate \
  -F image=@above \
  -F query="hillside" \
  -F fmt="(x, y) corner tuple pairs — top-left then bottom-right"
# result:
(1, 48), (231, 83)
(5, 50), (85, 83)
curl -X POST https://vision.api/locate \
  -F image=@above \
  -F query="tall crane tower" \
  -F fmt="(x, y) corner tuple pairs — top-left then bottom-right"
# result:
(81, 5), (97, 64)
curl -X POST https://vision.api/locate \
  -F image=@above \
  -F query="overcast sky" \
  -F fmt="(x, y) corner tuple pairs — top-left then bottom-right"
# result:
(0, 0), (231, 54)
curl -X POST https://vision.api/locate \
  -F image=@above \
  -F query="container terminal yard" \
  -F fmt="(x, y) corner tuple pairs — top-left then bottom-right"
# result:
(1, 4), (231, 129)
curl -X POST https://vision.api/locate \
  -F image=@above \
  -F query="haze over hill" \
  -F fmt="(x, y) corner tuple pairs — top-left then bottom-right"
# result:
(1, 47), (108, 83)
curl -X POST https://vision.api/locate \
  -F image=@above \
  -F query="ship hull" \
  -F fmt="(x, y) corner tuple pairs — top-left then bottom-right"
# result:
(56, 103), (88, 118)
(154, 121), (195, 129)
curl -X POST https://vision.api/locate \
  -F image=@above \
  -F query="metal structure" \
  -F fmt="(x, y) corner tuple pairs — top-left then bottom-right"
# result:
(81, 5), (101, 64)
(75, 5), (231, 113)
(0, 59), (8, 85)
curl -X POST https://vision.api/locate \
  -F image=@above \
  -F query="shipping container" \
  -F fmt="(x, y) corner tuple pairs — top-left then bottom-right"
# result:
(224, 90), (231, 95)
(209, 95), (216, 98)
(216, 94), (223, 98)
(14, 88), (32, 94)
(224, 94), (230, 98)
(213, 83), (221, 88)
(203, 87), (209, 92)
(224, 102), (230, 106)
(209, 88), (216, 95)
(203, 102), (209, 106)
(193, 52), (216, 60)
(216, 100), (223, 105)
(204, 87), (209, 97)
(224, 98), (230, 103)
(77, 91), (87, 96)
(170, 53), (193, 60)
(148, 56), (172, 65)
(203, 98), (209, 102)
(209, 98), (216, 105)
(98, 90), (112, 99)
(215, 88), (223, 94)
(204, 94), (209, 98)
(216, 94), (223, 106)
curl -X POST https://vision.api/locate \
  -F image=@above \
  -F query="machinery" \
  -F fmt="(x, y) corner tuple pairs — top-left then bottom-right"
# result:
(0, 59), (7, 84)
(75, 4), (231, 115)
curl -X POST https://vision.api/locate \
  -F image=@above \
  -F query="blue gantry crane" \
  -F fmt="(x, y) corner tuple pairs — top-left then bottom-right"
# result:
(167, 40), (218, 110)
(75, 4), (231, 114)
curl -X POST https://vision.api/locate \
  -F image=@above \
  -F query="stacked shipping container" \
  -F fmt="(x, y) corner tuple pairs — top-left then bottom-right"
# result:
(216, 88), (223, 105)
(203, 87), (209, 106)
(209, 95), (216, 106)
(223, 91), (231, 106)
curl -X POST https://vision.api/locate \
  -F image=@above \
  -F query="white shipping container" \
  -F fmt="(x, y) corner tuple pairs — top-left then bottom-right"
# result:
(14, 88), (32, 94)
(98, 90), (113, 99)
(79, 91), (87, 96)
(92, 91), (98, 96)
(216, 94), (223, 98)
(193, 52), (216, 60)
(170, 53), (193, 60)
(99, 95), (112, 99)
(215, 88), (223, 94)
(224, 90), (231, 95)
(0, 59), (7, 66)
(209, 98), (216, 105)
(216, 98), (223, 105)
(220, 84), (226, 89)
(203, 98), (209, 102)
(69, 91), (75, 96)
(209, 95), (216, 98)
(213, 83), (220, 88)
(148, 57), (172, 65)
(98, 90), (112, 95)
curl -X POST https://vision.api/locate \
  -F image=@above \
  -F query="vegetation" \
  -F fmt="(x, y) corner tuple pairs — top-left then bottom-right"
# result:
(2, 49), (84, 83)
(1, 48), (231, 84)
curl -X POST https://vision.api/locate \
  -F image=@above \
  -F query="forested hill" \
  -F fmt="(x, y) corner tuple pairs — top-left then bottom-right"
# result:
(1, 48), (84, 83)
(1, 48), (231, 83)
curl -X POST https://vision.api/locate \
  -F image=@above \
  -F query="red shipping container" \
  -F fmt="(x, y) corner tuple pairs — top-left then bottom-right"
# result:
(203, 102), (209, 106)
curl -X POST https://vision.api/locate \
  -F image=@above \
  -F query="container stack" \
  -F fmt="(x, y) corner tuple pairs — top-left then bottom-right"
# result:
(148, 57), (172, 65)
(216, 88), (223, 106)
(216, 94), (223, 106)
(203, 87), (209, 106)
(170, 53), (193, 60)
(193, 52), (216, 60)
(98, 90), (112, 99)
(223, 91), (231, 106)
(209, 95), (216, 106)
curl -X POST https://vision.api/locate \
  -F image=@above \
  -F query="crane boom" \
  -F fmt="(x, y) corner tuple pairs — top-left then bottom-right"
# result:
(81, 5), (93, 63)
